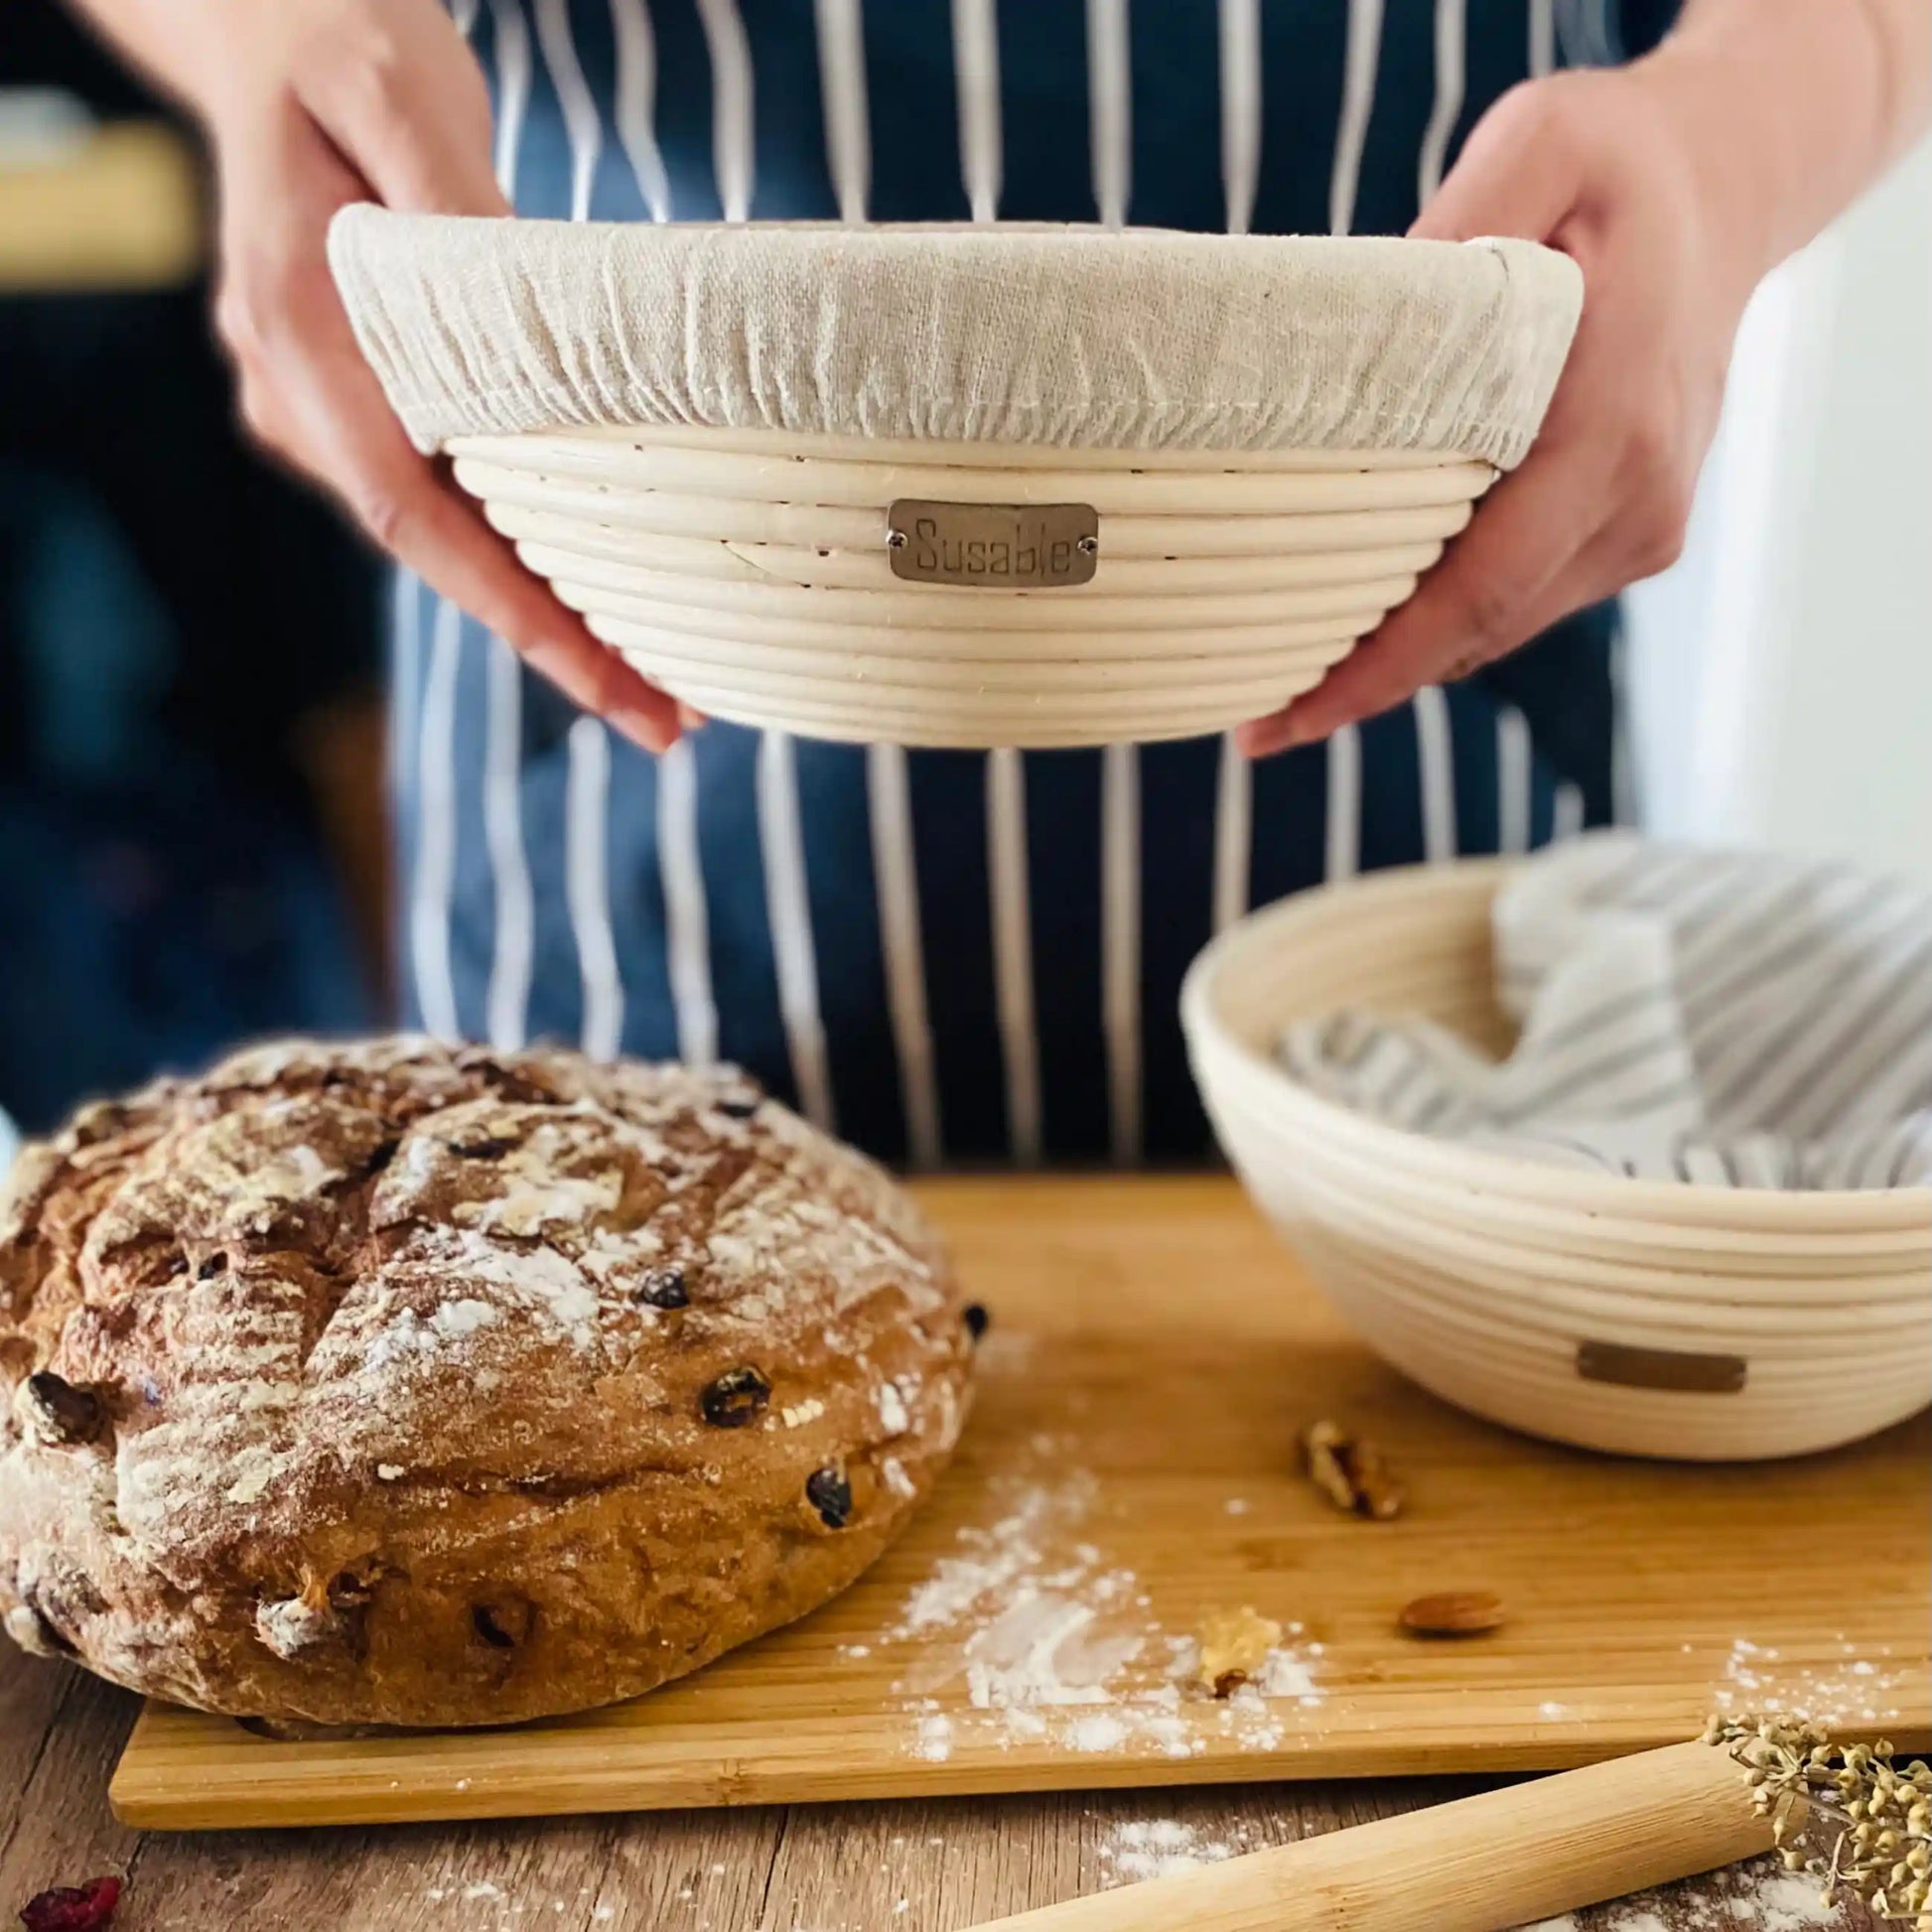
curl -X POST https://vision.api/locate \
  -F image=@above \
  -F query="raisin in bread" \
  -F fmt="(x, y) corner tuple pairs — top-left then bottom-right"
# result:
(0, 1038), (972, 1726)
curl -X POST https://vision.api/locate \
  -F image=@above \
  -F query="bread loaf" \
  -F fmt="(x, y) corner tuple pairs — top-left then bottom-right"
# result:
(0, 1038), (973, 1726)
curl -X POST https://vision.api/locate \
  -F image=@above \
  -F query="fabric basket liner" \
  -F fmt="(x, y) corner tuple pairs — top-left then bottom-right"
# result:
(329, 210), (1583, 465)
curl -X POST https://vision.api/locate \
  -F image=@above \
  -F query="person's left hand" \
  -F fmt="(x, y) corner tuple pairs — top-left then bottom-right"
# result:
(1238, 48), (1769, 757)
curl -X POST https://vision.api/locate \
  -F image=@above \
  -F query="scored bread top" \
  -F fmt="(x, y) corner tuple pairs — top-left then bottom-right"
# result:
(0, 1038), (970, 1725)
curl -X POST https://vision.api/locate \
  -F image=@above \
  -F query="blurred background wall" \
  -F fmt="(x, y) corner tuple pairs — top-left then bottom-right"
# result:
(1626, 133), (1932, 884)
(1, 0), (386, 1134)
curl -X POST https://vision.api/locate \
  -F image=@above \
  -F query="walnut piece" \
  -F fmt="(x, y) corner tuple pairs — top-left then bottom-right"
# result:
(1300, 1419), (1405, 1521)
(1195, 1604), (1282, 1698)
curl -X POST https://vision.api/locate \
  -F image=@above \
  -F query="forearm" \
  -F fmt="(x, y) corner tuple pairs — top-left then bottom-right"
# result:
(61, 0), (211, 109)
(1655, 0), (1931, 275)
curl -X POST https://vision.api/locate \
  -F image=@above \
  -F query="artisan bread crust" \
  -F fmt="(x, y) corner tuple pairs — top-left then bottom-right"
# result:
(0, 1038), (971, 1726)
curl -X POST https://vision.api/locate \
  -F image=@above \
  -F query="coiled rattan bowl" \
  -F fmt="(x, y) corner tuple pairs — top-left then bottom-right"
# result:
(1180, 859), (1932, 1461)
(331, 212), (1586, 750)
(450, 427), (1493, 749)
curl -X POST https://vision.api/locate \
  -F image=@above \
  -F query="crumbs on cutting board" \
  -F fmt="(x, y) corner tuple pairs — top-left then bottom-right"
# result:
(866, 1434), (1325, 1765)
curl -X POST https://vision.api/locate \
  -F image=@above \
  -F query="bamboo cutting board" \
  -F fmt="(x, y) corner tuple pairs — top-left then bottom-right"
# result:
(110, 1176), (1931, 1831)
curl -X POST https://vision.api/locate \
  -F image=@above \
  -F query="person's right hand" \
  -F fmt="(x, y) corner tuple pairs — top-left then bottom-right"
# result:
(165, 0), (680, 750)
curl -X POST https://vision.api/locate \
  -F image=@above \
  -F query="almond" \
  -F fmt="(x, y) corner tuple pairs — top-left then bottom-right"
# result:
(1398, 1589), (1506, 1637)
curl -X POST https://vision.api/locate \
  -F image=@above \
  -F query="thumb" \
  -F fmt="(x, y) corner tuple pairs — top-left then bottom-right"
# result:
(1410, 78), (1582, 243)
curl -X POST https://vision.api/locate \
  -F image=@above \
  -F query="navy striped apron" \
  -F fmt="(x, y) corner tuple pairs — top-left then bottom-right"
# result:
(394, 0), (1665, 1166)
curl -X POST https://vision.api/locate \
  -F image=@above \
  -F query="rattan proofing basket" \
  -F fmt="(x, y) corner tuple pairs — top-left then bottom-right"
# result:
(1179, 860), (1932, 1461)
(331, 214), (1584, 751)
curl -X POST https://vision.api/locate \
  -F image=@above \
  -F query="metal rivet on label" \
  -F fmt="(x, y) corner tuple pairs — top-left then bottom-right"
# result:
(886, 528), (907, 550)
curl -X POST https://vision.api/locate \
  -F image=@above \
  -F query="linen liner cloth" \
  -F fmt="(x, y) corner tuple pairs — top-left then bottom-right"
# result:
(327, 209), (1582, 465)
(1278, 832), (1932, 1191)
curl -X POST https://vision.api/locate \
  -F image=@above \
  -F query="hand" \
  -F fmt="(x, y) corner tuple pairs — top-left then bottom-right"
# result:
(198, 0), (679, 751)
(1238, 49), (1769, 758)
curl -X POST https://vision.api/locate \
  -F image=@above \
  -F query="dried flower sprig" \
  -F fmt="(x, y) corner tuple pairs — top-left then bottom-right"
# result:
(1704, 1715), (1932, 1929)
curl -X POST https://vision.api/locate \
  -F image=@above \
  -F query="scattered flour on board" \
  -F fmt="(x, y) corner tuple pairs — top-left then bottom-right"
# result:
(1709, 1633), (1903, 1725)
(1515, 1855), (1843, 1931)
(1096, 1818), (1245, 1886)
(874, 1450), (1322, 1764)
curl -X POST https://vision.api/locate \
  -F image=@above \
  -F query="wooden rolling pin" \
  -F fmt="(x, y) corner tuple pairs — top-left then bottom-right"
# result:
(965, 1740), (1773, 1932)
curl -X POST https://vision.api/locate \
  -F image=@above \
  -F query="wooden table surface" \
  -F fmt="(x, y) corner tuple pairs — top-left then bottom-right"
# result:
(2, 1650), (1875, 1932)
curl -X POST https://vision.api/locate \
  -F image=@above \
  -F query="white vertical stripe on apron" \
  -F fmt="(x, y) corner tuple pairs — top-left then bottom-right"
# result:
(1323, 0), (1381, 885)
(950, 0), (1002, 222)
(1211, 742), (1252, 934)
(1217, 0), (1261, 237)
(609, 0), (714, 1071)
(1497, 703), (1533, 855)
(1414, 683), (1458, 862)
(816, 0), (943, 1161)
(391, 569), (422, 805)
(1553, 779), (1586, 842)
(1557, 0), (1618, 69)
(656, 742), (718, 1064)
(410, 598), (464, 1040)
(758, 733), (836, 1130)
(483, 0), (535, 1053)
(610, 0), (674, 221)
(483, 643), (536, 1050)
(868, 746), (942, 1167)
(1210, 0), (1260, 936)
(489, 0), (532, 191)
(952, 10), (1037, 1164)
(1089, 0), (1141, 1164)
(1085, 0), (1132, 228)
(1323, 723), (1361, 881)
(987, 748), (1043, 1164)
(404, 0), (486, 1048)
(1328, 0), (1384, 238)
(1528, 0), (1557, 77)
(565, 716), (625, 1059)
(1418, 0), (1465, 206)
(534, 0), (624, 1061)
(1411, 0), (1466, 870)
(696, 0), (757, 221)
(691, 0), (830, 1128)
(814, 0), (870, 224)
(533, 0), (603, 220)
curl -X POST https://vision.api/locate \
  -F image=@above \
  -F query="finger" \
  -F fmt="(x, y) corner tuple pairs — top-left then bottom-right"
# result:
(215, 104), (670, 749)
(294, 4), (507, 214)
(1410, 78), (1584, 242)
(1274, 434), (1612, 743)
(1234, 704), (1309, 761)
(1237, 527), (1603, 762)
(305, 346), (679, 750)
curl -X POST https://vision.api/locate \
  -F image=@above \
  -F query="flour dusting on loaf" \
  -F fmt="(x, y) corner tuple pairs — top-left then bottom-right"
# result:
(0, 1038), (974, 1726)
